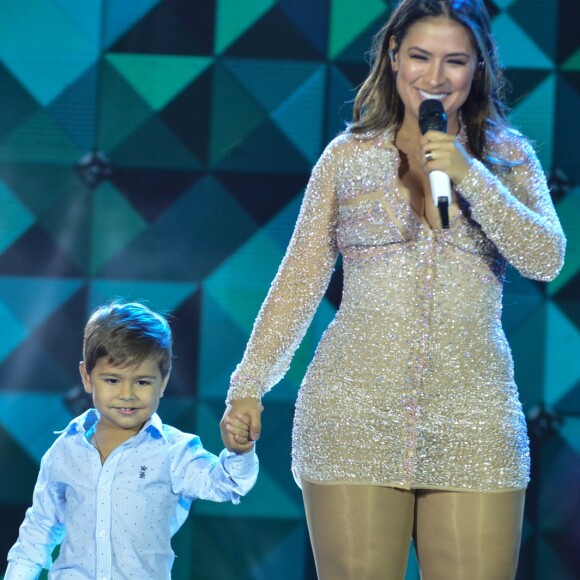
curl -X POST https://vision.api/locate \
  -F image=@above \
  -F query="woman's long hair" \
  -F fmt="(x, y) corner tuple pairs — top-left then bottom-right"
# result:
(349, 0), (511, 163)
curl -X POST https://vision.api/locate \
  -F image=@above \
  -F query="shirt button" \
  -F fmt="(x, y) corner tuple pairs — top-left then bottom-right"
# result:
(411, 389), (418, 396)
(407, 450), (414, 457)
(98, 530), (106, 539)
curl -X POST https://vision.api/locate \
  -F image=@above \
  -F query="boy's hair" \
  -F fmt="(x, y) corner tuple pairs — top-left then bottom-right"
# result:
(83, 301), (173, 378)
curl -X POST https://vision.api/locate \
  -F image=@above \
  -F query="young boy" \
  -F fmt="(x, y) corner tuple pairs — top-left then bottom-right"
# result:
(6, 301), (258, 579)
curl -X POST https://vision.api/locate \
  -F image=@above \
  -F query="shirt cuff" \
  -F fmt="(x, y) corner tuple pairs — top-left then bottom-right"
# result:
(5, 560), (43, 580)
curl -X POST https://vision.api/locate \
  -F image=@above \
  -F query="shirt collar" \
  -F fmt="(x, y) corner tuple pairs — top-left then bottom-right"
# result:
(58, 409), (166, 442)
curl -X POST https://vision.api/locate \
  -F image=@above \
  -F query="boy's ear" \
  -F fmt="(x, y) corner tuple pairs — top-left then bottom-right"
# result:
(79, 361), (93, 393)
(160, 373), (170, 397)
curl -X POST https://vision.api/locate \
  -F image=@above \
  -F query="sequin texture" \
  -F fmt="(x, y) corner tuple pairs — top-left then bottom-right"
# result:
(227, 127), (566, 492)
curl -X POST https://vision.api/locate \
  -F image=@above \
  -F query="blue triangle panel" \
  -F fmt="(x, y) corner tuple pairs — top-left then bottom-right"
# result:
(97, 176), (257, 281)
(47, 64), (99, 152)
(279, 0), (329, 56)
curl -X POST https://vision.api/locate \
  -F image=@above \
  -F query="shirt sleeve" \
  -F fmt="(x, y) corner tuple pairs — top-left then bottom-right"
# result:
(455, 134), (566, 281)
(226, 141), (340, 402)
(5, 448), (66, 579)
(171, 436), (259, 504)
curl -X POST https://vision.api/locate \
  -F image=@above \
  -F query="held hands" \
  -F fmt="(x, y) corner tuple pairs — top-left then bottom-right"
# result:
(419, 130), (472, 185)
(220, 397), (263, 454)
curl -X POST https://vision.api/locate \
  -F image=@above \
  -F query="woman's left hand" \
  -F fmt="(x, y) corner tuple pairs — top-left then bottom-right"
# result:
(419, 130), (472, 184)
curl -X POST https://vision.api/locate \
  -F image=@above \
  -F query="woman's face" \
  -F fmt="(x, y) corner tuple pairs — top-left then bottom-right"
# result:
(391, 16), (478, 132)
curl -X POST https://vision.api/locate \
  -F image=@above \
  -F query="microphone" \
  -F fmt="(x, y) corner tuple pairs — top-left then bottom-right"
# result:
(418, 99), (451, 229)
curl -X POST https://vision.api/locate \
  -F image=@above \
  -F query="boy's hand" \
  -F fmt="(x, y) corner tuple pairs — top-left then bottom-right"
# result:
(220, 397), (263, 454)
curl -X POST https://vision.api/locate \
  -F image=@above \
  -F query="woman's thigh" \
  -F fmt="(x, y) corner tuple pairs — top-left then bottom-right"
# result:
(414, 489), (526, 580)
(301, 480), (415, 580)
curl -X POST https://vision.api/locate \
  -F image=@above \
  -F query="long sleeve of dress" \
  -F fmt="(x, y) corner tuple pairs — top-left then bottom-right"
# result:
(455, 133), (566, 281)
(227, 144), (340, 402)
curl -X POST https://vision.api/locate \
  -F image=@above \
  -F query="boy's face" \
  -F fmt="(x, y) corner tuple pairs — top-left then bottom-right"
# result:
(80, 356), (168, 434)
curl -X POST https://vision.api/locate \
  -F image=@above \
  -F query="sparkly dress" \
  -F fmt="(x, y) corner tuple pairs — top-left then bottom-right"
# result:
(227, 127), (565, 492)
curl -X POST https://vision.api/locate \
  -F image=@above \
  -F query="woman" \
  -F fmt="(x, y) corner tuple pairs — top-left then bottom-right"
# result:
(221, 0), (566, 578)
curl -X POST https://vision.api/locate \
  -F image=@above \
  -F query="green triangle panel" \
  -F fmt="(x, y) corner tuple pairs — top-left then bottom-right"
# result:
(0, 224), (84, 278)
(0, 63), (40, 143)
(327, 64), (358, 140)
(47, 64), (99, 152)
(509, 73), (556, 170)
(106, 54), (213, 111)
(544, 302), (580, 407)
(205, 229), (284, 332)
(561, 417), (580, 455)
(198, 291), (251, 398)
(189, 517), (306, 579)
(110, 0), (215, 56)
(503, 69), (552, 111)
(90, 182), (148, 275)
(0, 163), (77, 218)
(0, 299), (27, 362)
(549, 188), (580, 296)
(215, 171), (305, 227)
(97, 176), (257, 282)
(212, 119), (312, 173)
(102, 0), (162, 49)
(562, 48), (580, 71)
(215, 0), (276, 54)
(0, 180), (35, 253)
(37, 187), (92, 273)
(508, 304), (546, 409)
(501, 268), (544, 332)
(165, 291), (201, 397)
(508, 0), (558, 62)
(284, 297), (335, 391)
(222, 58), (322, 113)
(159, 66), (214, 166)
(109, 167), (202, 222)
(492, 13), (553, 69)
(221, 7), (323, 60)
(0, 0), (99, 106)
(0, 392), (72, 462)
(247, 524), (310, 578)
(155, 395), (197, 434)
(89, 279), (198, 316)
(209, 64), (267, 166)
(554, 74), (580, 184)
(52, 0), (102, 46)
(0, 422), (41, 503)
(0, 276), (84, 332)
(109, 114), (204, 170)
(0, 328), (80, 396)
(533, 536), (576, 580)
(272, 66), (326, 163)
(96, 61), (154, 153)
(492, 0), (517, 8)
(0, 108), (82, 163)
(328, 0), (387, 59)
(555, 0), (580, 65)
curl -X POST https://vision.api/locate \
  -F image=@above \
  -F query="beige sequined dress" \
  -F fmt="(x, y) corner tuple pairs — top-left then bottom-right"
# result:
(227, 127), (566, 492)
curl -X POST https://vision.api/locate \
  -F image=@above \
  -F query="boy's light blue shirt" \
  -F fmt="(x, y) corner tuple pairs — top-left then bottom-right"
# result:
(6, 409), (258, 579)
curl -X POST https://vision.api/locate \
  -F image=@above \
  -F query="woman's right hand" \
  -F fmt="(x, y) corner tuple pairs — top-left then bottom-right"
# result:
(220, 397), (263, 453)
